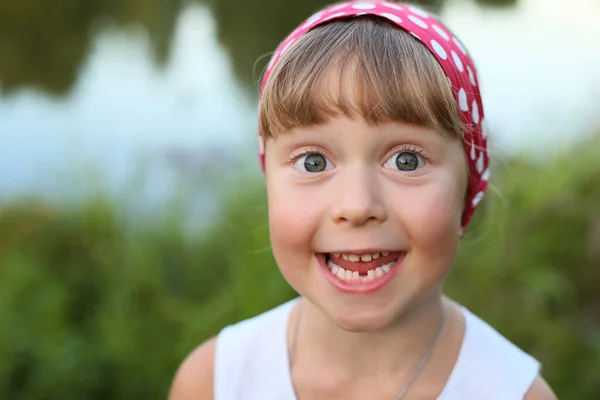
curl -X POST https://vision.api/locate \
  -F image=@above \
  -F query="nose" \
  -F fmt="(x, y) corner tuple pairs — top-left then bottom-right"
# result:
(330, 166), (387, 226)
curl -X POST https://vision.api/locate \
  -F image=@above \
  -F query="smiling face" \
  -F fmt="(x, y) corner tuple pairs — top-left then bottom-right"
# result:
(260, 16), (470, 331)
(265, 115), (468, 331)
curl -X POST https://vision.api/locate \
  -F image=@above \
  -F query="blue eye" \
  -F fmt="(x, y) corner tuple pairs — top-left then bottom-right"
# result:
(384, 151), (425, 172)
(294, 153), (332, 173)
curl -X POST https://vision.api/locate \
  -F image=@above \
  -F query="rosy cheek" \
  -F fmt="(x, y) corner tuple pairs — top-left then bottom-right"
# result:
(267, 181), (316, 265)
(268, 205), (316, 292)
(403, 182), (463, 250)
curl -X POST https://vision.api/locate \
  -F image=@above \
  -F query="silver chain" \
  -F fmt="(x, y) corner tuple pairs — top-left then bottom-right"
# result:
(288, 301), (447, 400)
(395, 304), (446, 399)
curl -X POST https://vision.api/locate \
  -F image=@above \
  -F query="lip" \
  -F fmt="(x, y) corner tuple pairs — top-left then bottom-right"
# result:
(316, 252), (405, 294)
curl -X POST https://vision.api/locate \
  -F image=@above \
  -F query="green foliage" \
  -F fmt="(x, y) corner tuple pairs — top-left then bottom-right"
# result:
(0, 186), (291, 399)
(448, 138), (600, 399)
(1, 138), (599, 399)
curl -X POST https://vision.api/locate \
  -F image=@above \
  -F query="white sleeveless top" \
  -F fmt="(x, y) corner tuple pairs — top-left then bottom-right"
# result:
(214, 299), (540, 400)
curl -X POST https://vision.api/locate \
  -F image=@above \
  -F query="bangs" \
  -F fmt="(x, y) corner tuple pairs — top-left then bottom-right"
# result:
(259, 16), (464, 139)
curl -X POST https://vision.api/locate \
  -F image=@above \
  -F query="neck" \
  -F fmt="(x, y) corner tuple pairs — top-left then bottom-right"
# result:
(291, 292), (446, 378)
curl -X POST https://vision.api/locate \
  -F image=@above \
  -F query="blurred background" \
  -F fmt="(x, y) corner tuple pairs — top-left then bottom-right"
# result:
(0, 0), (599, 398)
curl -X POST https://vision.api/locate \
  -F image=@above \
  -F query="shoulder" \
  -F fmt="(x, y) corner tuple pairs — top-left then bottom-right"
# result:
(523, 376), (558, 400)
(168, 300), (297, 400)
(460, 306), (540, 372)
(168, 337), (216, 400)
(449, 304), (543, 399)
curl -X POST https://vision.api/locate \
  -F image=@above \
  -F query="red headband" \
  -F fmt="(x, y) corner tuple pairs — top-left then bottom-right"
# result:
(258, 1), (489, 229)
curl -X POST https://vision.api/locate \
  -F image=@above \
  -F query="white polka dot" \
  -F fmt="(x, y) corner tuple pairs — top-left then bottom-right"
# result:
(472, 192), (484, 207)
(453, 36), (467, 55)
(382, 2), (403, 10)
(352, 3), (376, 10)
(458, 88), (468, 111)
(300, 11), (324, 29)
(481, 168), (490, 181)
(408, 5), (429, 18)
(472, 100), (480, 124)
(408, 14), (429, 29)
(324, 11), (347, 21)
(476, 152), (484, 173)
(451, 51), (464, 72)
(470, 138), (476, 160)
(431, 40), (448, 60)
(430, 40), (447, 59)
(258, 136), (265, 154)
(381, 12), (402, 24)
(432, 24), (450, 41)
(467, 66), (477, 87)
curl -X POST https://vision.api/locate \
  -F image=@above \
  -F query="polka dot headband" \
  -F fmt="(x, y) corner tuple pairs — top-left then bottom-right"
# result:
(258, 1), (490, 229)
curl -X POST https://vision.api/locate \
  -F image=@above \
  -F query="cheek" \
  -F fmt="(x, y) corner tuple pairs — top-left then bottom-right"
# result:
(266, 172), (318, 272)
(401, 178), (464, 262)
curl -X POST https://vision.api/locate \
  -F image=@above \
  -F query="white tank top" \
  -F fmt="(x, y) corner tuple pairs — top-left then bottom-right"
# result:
(214, 299), (540, 400)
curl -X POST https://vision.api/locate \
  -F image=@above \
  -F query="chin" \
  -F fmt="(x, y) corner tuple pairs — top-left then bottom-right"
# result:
(322, 299), (399, 333)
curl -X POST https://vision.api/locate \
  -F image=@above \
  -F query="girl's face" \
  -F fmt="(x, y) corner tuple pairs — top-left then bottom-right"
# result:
(264, 112), (469, 332)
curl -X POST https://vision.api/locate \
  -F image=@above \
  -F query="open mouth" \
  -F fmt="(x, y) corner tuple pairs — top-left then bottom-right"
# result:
(324, 251), (404, 283)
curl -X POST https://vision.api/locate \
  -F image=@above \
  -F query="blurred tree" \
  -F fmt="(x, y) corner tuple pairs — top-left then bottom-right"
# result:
(0, 0), (100, 95)
(0, 0), (519, 97)
(212, 0), (446, 87)
(0, 0), (180, 96)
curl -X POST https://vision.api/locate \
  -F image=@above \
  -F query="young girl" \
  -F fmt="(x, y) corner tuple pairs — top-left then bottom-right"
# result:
(169, 2), (557, 399)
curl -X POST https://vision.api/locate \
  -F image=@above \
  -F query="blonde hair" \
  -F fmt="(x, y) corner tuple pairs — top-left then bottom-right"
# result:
(259, 16), (464, 139)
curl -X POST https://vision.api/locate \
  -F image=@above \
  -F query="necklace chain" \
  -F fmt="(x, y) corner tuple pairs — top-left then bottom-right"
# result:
(288, 301), (447, 400)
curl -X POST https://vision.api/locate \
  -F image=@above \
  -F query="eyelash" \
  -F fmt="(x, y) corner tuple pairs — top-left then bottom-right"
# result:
(288, 147), (326, 162)
(395, 145), (429, 162)
(289, 146), (429, 163)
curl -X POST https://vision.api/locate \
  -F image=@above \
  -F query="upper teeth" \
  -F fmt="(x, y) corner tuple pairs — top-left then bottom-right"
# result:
(327, 260), (395, 282)
(336, 252), (390, 262)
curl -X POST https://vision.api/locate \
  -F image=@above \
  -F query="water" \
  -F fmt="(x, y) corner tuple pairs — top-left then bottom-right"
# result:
(0, 3), (256, 204)
(0, 0), (599, 204)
